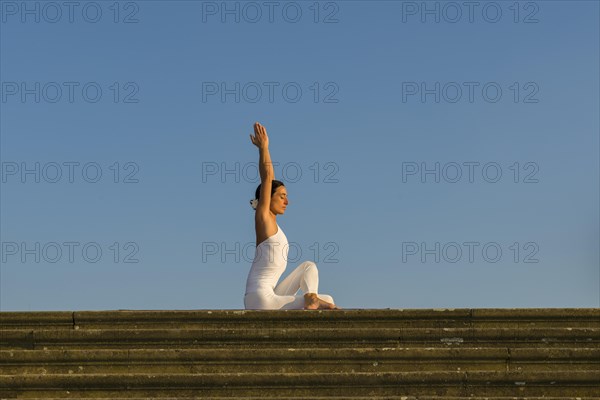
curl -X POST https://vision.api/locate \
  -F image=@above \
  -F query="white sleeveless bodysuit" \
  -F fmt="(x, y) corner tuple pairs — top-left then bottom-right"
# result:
(245, 223), (289, 294)
(243, 222), (336, 310)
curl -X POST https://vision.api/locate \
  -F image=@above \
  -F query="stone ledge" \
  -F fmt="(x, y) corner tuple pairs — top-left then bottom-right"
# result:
(2, 308), (599, 326)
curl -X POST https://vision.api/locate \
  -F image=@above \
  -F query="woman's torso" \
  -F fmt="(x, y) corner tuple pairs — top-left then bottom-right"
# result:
(245, 222), (289, 294)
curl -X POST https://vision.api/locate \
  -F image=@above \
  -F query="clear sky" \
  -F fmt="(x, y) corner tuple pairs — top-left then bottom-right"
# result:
(1, 0), (598, 311)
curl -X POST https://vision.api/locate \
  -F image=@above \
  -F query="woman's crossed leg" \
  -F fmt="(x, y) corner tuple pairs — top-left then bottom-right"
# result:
(274, 261), (339, 309)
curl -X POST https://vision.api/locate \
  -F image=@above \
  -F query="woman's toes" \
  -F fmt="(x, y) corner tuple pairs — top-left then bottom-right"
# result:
(318, 299), (336, 310)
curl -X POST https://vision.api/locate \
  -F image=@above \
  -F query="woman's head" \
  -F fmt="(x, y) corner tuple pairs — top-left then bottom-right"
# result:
(252, 180), (288, 215)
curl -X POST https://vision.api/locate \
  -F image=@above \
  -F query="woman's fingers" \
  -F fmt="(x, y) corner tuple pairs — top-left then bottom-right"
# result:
(251, 122), (268, 147)
(253, 123), (263, 138)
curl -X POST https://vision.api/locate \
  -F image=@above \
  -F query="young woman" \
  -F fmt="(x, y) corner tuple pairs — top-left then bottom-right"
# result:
(244, 122), (341, 310)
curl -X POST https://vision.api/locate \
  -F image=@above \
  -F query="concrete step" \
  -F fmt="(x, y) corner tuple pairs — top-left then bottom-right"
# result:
(1, 347), (598, 374)
(1, 371), (599, 396)
(1, 308), (598, 398)
(4, 342), (598, 351)
(2, 309), (598, 329)
(2, 328), (598, 350)
(0, 396), (600, 400)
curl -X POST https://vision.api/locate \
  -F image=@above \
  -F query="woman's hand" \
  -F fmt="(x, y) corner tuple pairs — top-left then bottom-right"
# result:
(250, 122), (269, 149)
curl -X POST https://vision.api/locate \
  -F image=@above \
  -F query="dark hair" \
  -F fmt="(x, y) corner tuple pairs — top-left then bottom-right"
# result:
(255, 180), (285, 201)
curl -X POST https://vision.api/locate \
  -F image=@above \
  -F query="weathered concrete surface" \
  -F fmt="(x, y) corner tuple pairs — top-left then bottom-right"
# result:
(0, 308), (598, 398)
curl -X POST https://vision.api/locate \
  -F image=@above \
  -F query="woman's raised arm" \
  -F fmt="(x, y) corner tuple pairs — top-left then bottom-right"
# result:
(250, 122), (274, 215)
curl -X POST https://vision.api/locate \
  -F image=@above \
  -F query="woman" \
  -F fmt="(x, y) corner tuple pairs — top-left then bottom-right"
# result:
(244, 122), (341, 310)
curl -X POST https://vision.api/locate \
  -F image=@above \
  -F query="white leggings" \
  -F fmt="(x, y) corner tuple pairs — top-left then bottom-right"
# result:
(244, 261), (335, 310)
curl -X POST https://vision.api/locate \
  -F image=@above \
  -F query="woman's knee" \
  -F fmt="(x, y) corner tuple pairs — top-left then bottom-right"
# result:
(302, 261), (317, 272)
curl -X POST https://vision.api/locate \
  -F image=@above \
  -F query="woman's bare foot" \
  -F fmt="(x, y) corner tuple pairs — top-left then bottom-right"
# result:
(303, 293), (320, 309)
(304, 293), (342, 310)
(322, 300), (342, 310)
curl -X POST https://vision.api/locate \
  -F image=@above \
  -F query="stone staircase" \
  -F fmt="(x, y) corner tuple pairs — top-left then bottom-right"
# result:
(0, 308), (598, 398)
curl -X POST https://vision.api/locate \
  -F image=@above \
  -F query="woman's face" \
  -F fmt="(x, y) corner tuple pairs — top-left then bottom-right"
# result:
(271, 186), (289, 215)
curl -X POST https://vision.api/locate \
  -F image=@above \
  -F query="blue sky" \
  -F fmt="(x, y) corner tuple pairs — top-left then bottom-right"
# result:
(1, 0), (598, 311)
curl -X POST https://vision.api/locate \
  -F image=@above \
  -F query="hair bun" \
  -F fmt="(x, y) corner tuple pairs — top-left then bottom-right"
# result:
(249, 198), (258, 210)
